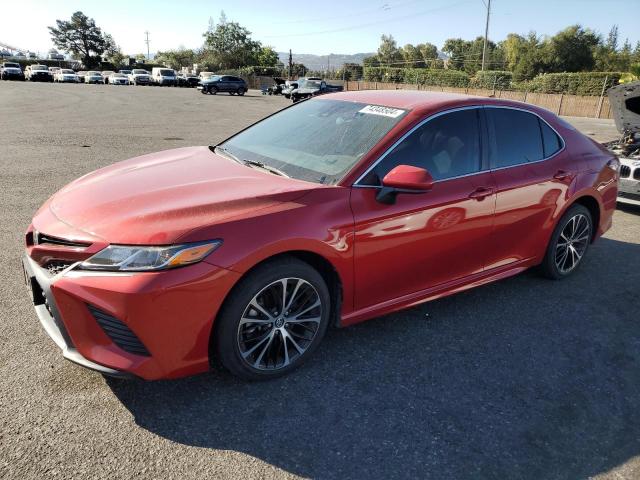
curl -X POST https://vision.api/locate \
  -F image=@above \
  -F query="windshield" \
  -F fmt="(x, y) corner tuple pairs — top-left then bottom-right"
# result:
(132, 69), (147, 74)
(302, 80), (322, 88)
(112, 73), (125, 77)
(159, 69), (175, 76)
(221, 99), (407, 185)
(87, 71), (101, 76)
(33, 65), (47, 70)
(61, 69), (74, 74)
(5, 63), (20, 68)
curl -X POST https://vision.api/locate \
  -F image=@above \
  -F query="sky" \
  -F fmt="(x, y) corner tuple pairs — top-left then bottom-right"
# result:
(1, 0), (639, 56)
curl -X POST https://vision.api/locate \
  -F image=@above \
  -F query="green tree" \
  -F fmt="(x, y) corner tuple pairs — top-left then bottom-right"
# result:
(401, 44), (424, 68)
(417, 43), (439, 67)
(377, 34), (402, 66)
(363, 55), (380, 67)
(547, 25), (599, 72)
(257, 46), (279, 67)
(336, 62), (363, 80)
(156, 48), (197, 69)
(48, 11), (111, 68)
(202, 12), (261, 69)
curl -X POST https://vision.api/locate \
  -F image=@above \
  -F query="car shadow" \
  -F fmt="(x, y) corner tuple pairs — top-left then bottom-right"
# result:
(107, 237), (640, 479)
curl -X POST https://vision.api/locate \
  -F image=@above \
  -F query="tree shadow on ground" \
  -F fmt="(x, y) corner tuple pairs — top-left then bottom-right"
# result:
(107, 237), (640, 479)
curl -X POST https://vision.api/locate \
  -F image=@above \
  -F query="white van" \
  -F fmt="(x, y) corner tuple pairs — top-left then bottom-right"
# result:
(151, 67), (177, 86)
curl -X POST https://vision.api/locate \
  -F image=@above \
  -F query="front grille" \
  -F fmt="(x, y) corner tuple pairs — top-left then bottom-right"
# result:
(37, 233), (89, 248)
(43, 260), (73, 276)
(620, 165), (631, 178)
(87, 305), (150, 356)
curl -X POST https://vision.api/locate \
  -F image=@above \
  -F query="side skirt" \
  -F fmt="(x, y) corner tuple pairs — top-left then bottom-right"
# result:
(340, 258), (536, 327)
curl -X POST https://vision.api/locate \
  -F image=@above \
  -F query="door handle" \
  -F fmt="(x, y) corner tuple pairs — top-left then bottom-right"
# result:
(468, 187), (494, 200)
(553, 170), (572, 180)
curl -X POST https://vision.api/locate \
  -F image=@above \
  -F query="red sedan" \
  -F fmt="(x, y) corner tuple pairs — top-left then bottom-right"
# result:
(23, 91), (619, 380)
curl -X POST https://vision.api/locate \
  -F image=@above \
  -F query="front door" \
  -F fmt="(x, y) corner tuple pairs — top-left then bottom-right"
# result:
(350, 107), (496, 311)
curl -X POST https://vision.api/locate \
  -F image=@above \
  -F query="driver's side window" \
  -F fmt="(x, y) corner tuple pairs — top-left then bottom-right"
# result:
(359, 108), (482, 185)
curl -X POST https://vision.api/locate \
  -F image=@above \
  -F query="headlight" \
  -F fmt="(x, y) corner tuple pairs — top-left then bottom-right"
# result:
(78, 241), (221, 272)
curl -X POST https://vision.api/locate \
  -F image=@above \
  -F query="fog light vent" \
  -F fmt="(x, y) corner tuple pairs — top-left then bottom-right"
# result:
(87, 305), (150, 357)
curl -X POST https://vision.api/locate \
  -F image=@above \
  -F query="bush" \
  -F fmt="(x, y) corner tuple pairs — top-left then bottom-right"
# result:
(363, 67), (469, 87)
(527, 72), (622, 95)
(471, 70), (513, 89)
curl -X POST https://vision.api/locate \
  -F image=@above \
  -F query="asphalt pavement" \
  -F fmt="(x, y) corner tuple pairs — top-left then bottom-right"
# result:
(1, 82), (639, 480)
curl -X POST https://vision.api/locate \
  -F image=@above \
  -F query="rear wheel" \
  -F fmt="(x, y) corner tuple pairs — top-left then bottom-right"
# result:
(540, 204), (593, 279)
(214, 257), (331, 380)
(237, 87), (245, 96)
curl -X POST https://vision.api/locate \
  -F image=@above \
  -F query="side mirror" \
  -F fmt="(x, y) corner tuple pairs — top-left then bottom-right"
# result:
(377, 165), (434, 204)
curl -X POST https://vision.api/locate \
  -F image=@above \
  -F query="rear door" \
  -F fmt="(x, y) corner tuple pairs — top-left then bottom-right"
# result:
(484, 106), (571, 269)
(350, 107), (497, 310)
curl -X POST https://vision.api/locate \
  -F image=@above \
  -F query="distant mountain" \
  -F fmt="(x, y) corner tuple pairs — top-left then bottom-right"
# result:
(277, 52), (374, 71)
(277, 51), (449, 70)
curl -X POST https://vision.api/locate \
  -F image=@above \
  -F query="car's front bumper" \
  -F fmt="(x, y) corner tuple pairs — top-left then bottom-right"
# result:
(22, 251), (241, 380)
(618, 157), (640, 206)
(2, 71), (24, 80)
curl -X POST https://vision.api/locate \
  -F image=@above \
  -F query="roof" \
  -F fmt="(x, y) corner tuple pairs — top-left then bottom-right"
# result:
(323, 89), (539, 116)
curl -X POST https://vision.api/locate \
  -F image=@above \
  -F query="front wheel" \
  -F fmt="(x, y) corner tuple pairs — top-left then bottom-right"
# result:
(213, 257), (331, 380)
(539, 204), (593, 279)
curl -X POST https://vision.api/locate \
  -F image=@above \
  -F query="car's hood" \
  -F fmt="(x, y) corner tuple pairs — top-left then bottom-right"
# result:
(34, 146), (318, 245)
(608, 80), (640, 134)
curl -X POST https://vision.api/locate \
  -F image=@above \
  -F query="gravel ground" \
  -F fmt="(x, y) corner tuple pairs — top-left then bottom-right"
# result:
(1, 82), (639, 480)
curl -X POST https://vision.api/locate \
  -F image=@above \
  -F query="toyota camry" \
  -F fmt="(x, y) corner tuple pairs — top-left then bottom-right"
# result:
(23, 91), (619, 380)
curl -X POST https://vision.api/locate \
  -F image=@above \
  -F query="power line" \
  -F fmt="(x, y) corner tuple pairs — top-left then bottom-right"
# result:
(264, 0), (472, 38)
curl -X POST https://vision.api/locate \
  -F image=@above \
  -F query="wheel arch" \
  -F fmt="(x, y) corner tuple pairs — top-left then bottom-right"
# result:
(572, 194), (601, 242)
(208, 249), (345, 364)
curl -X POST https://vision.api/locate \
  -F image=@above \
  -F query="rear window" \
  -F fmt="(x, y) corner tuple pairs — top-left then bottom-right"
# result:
(540, 120), (562, 157)
(487, 108), (544, 168)
(4, 63), (20, 68)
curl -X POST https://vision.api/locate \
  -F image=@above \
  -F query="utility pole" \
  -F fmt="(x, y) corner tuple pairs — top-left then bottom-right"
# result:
(144, 31), (150, 61)
(288, 49), (293, 80)
(481, 0), (491, 71)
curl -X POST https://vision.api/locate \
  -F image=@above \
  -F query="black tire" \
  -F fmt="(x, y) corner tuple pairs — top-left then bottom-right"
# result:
(200, 86), (208, 94)
(210, 86), (218, 95)
(539, 204), (593, 280)
(237, 88), (245, 96)
(213, 257), (331, 380)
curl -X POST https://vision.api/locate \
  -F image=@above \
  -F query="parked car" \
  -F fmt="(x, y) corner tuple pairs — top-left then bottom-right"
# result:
(267, 77), (286, 95)
(54, 69), (79, 83)
(100, 71), (115, 84)
(76, 71), (87, 83)
(1, 62), (24, 80)
(84, 71), (103, 84)
(151, 67), (177, 86)
(282, 81), (298, 99)
(108, 73), (130, 85)
(25, 64), (52, 82)
(198, 71), (215, 81)
(198, 75), (247, 95)
(606, 81), (640, 206)
(22, 91), (618, 381)
(177, 73), (200, 87)
(291, 78), (343, 103)
(118, 69), (132, 76)
(128, 69), (151, 86)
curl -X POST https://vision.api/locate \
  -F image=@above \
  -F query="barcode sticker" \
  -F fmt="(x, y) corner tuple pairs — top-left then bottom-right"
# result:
(358, 105), (405, 118)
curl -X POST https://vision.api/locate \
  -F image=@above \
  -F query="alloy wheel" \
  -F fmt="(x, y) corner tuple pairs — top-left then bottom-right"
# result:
(237, 277), (322, 371)
(555, 213), (590, 274)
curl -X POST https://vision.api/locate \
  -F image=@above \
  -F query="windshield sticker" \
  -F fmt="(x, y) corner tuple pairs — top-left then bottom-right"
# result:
(358, 105), (405, 118)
